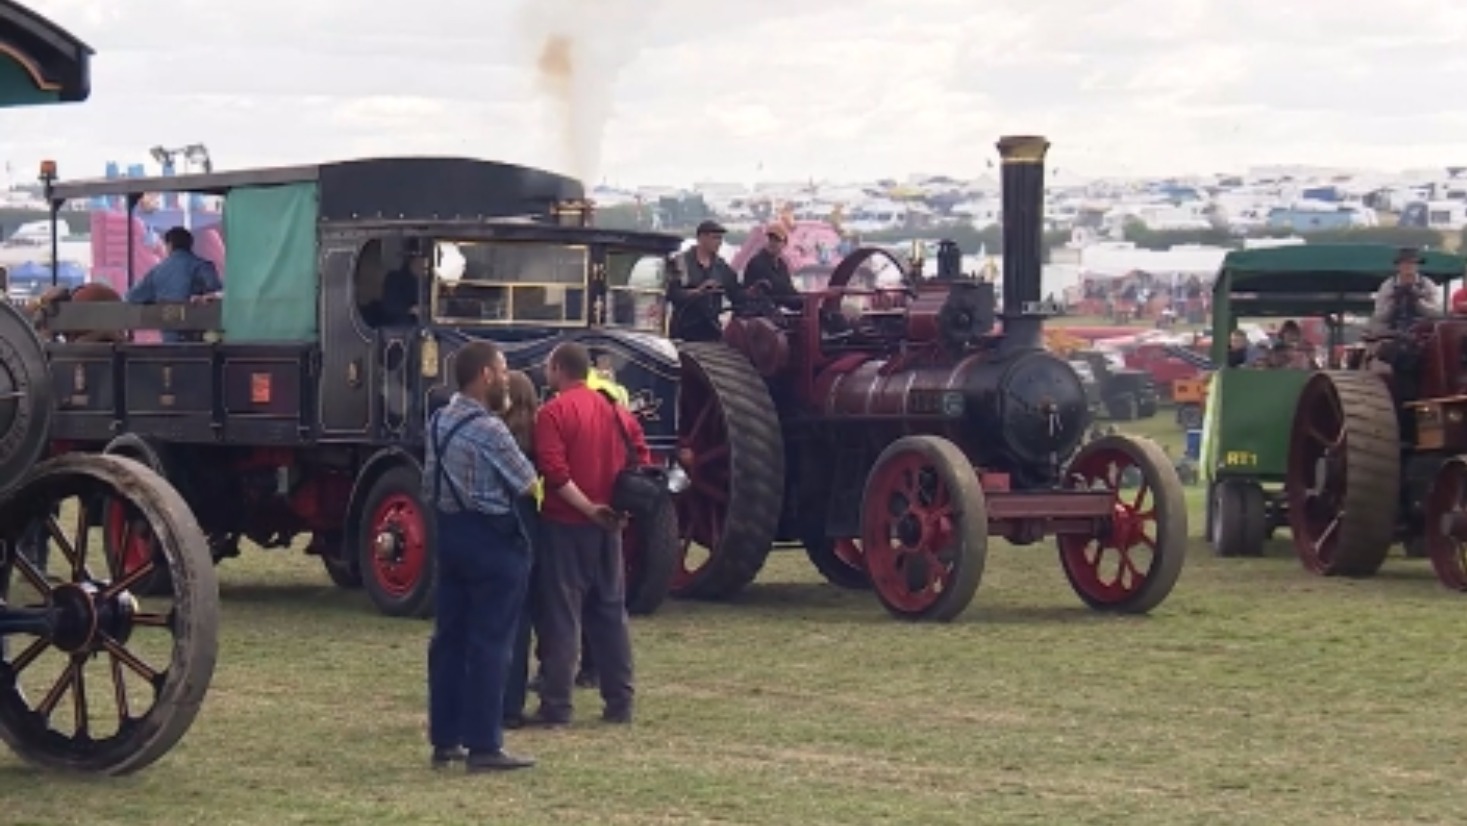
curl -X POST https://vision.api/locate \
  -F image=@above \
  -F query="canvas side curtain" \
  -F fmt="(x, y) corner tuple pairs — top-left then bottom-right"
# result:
(222, 183), (319, 341)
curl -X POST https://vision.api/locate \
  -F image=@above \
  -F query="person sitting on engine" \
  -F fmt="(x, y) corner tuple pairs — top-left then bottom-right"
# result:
(1226, 329), (1256, 368)
(1371, 247), (1440, 332)
(741, 224), (802, 311)
(1275, 319), (1318, 367)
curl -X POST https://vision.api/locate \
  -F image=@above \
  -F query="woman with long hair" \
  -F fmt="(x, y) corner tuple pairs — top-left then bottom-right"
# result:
(500, 370), (541, 728)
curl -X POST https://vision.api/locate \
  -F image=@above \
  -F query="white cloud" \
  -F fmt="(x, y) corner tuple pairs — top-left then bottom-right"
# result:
(3, 0), (1466, 186)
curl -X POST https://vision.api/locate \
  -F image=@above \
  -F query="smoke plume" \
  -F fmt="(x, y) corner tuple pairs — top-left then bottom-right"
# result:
(518, 0), (663, 184)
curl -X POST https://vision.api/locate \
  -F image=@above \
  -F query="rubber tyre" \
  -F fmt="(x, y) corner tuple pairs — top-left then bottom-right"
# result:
(357, 466), (436, 618)
(623, 493), (678, 616)
(672, 342), (785, 600)
(1211, 479), (1267, 558)
(1136, 396), (1158, 418)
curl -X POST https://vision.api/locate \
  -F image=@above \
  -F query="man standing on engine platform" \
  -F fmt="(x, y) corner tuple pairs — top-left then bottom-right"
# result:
(667, 220), (743, 341)
(1372, 247), (1440, 332)
(742, 223), (802, 310)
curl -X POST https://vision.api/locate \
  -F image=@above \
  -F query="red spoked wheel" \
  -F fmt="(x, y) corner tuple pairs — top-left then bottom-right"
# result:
(1285, 372), (1399, 577)
(671, 342), (784, 600)
(1058, 434), (1186, 613)
(103, 497), (174, 597)
(0, 454), (218, 774)
(356, 466), (435, 618)
(803, 536), (871, 590)
(1424, 456), (1467, 591)
(859, 436), (985, 621)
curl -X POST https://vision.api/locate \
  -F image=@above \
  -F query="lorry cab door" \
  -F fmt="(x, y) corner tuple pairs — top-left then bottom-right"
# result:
(319, 239), (372, 436)
(371, 235), (429, 443)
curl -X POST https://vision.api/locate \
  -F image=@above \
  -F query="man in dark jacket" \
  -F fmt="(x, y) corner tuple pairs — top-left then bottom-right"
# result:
(741, 223), (802, 310)
(667, 220), (743, 341)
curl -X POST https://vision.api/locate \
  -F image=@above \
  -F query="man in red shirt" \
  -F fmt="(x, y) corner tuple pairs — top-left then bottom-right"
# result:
(1452, 283), (1467, 315)
(529, 342), (650, 726)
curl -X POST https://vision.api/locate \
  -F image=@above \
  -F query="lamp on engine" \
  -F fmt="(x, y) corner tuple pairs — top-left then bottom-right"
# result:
(681, 134), (1188, 623)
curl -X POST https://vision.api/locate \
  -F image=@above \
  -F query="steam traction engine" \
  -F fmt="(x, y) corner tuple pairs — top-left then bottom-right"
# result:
(1289, 315), (1467, 590)
(0, 0), (218, 773)
(667, 135), (1187, 620)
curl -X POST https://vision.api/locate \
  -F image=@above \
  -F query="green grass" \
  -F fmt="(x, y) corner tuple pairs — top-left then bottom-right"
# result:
(4, 415), (1466, 825)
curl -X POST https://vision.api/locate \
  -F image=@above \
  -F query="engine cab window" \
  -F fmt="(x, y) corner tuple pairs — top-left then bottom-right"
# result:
(432, 241), (587, 325)
(605, 250), (668, 332)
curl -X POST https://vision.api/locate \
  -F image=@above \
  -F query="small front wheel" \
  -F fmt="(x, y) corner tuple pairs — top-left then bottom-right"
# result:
(356, 466), (435, 618)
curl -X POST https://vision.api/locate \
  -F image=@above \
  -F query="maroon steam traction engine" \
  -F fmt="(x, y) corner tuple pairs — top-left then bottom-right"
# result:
(1288, 317), (1467, 590)
(666, 135), (1187, 620)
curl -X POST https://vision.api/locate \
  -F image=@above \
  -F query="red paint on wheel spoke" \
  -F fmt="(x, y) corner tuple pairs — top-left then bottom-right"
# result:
(369, 494), (426, 598)
(1058, 447), (1157, 605)
(863, 454), (960, 614)
(673, 376), (735, 588)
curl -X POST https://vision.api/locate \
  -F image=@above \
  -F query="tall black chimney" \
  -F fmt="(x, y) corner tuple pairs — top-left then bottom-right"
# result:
(996, 134), (1049, 352)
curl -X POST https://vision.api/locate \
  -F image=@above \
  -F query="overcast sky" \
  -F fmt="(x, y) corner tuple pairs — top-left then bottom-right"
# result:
(5, 0), (1467, 187)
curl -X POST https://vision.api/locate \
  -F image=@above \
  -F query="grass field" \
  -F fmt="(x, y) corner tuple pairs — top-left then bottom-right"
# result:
(5, 412), (1467, 825)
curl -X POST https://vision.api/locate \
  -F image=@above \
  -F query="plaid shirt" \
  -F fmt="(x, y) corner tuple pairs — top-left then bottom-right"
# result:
(423, 393), (538, 515)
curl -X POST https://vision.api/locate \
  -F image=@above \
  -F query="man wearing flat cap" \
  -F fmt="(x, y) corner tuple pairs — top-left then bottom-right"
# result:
(1372, 247), (1440, 332)
(741, 223), (803, 310)
(667, 220), (744, 341)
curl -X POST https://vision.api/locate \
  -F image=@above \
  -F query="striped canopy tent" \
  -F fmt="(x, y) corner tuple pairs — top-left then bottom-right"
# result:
(0, 0), (92, 108)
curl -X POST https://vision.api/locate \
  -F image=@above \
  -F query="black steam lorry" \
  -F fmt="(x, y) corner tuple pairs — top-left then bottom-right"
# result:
(35, 157), (691, 618)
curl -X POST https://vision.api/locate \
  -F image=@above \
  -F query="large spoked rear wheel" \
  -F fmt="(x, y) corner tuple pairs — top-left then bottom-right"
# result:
(860, 436), (986, 622)
(0, 454), (219, 774)
(1058, 434), (1186, 613)
(671, 342), (784, 600)
(1286, 372), (1399, 577)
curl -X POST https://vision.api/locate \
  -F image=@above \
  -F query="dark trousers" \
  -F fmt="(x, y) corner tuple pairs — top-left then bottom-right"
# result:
(427, 509), (529, 754)
(534, 520), (634, 720)
(504, 500), (542, 720)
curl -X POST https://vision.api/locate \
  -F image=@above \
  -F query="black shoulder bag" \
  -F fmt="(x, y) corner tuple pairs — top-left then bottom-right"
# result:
(601, 393), (669, 517)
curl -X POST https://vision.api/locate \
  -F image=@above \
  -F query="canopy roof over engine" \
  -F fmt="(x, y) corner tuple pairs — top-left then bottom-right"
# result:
(1217, 243), (1464, 295)
(0, 0), (92, 108)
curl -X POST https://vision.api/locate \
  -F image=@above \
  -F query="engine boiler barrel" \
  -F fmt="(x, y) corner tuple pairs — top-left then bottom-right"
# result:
(997, 135), (1049, 352)
(817, 350), (1088, 477)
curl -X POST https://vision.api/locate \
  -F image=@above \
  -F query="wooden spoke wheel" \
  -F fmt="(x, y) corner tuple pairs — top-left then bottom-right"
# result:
(1424, 456), (1467, 591)
(1285, 372), (1399, 577)
(1058, 434), (1186, 613)
(0, 454), (219, 774)
(671, 342), (784, 600)
(859, 436), (986, 621)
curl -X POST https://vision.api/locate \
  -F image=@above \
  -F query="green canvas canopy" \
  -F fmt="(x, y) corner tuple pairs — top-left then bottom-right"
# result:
(1217, 243), (1463, 294)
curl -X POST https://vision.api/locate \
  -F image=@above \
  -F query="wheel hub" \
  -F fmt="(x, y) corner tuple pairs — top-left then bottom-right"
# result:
(49, 582), (100, 654)
(374, 527), (403, 561)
